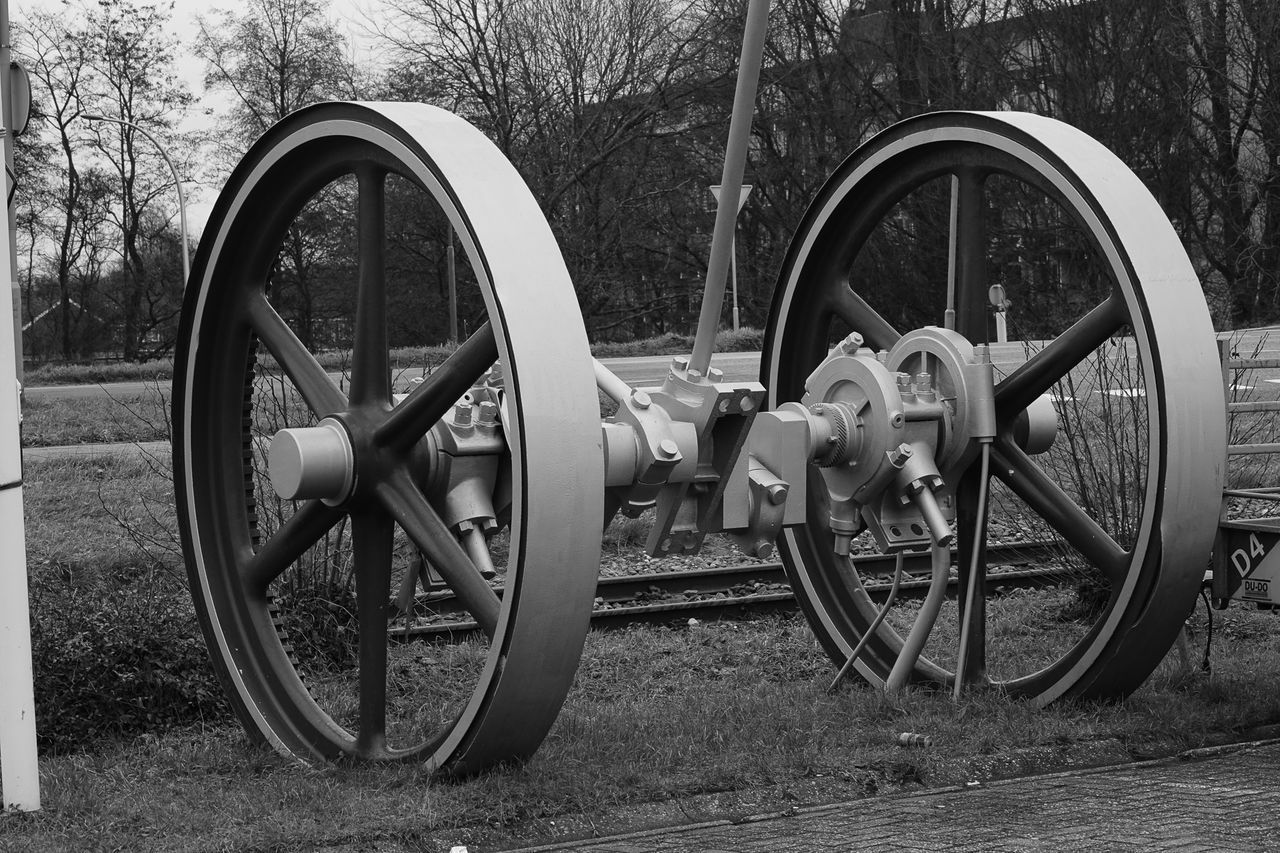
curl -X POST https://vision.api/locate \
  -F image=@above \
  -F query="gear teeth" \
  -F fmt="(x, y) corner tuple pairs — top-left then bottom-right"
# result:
(816, 405), (851, 466)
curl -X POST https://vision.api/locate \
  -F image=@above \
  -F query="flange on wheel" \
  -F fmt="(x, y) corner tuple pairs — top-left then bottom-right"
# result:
(174, 102), (603, 771)
(764, 111), (1224, 704)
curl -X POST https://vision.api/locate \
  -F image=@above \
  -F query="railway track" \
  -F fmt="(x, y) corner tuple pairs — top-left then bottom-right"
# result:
(390, 540), (1073, 640)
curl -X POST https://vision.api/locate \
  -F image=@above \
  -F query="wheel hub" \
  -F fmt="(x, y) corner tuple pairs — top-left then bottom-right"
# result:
(795, 325), (1002, 554)
(268, 417), (356, 504)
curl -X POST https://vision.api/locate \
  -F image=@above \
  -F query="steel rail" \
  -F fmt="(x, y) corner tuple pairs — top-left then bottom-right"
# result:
(391, 541), (1069, 640)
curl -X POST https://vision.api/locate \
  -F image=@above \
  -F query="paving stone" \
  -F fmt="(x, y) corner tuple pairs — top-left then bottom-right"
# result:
(502, 739), (1280, 852)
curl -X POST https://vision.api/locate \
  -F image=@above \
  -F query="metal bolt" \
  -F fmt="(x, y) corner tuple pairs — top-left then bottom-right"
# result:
(672, 356), (689, 371)
(766, 483), (789, 505)
(812, 404), (826, 415)
(453, 402), (473, 426)
(631, 389), (652, 409)
(838, 332), (865, 355)
(896, 372), (912, 391)
(888, 443), (914, 466)
(658, 439), (680, 458)
(915, 372), (933, 392)
(975, 344), (991, 364)
(477, 401), (499, 426)
(877, 350), (889, 364)
(740, 396), (755, 412)
(687, 368), (703, 381)
(708, 367), (723, 381)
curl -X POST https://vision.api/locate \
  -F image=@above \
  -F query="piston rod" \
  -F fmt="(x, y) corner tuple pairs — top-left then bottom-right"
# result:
(689, 0), (772, 376)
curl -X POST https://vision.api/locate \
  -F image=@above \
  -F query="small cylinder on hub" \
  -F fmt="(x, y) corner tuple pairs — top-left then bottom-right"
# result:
(268, 418), (355, 503)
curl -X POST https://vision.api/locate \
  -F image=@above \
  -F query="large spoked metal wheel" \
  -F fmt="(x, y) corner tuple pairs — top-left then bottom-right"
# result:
(174, 103), (603, 770)
(765, 112), (1224, 704)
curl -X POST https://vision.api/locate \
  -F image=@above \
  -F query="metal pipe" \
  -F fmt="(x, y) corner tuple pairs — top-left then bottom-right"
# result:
(0, 0), (40, 811)
(828, 552), (904, 691)
(446, 226), (458, 342)
(81, 115), (190, 286)
(593, 357), (634, 404)
(954, 441), (992, 699)
(688, 0), (772, 376)
(885, 543), (950, 695)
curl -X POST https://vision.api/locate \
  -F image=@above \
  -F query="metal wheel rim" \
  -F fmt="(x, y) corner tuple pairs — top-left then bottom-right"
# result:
(764, 111), (1223, 703)
(174, 102), (603, 770)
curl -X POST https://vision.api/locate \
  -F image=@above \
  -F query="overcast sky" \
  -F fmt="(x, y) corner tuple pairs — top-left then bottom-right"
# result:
(7, 0), (382, 230)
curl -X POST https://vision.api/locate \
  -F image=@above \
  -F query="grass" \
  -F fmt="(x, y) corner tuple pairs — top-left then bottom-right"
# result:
(8, 455), (1280, 851)
(12, 324), (1280, 848)
(3, 608), (1280, 852)
(21, 389), (170, 448)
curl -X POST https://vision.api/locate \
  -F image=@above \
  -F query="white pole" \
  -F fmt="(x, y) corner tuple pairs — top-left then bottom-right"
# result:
(0, 0), (40, 812)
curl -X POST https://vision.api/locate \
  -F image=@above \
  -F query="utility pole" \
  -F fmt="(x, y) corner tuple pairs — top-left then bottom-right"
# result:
(0, 0), (41, 813)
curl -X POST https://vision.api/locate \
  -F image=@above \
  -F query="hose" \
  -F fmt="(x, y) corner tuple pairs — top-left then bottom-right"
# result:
(827, 551), (904, 691)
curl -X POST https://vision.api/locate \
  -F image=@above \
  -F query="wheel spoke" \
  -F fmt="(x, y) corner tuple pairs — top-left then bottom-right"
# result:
(377, 469), (501, 635)
(377, 322), (498, 452)
(352, 510), (393, 758)
(991, 437), (1129, 582)
(350, 166), (390, 407)
(828, 283), (901, 352)
(242, 499), (346, 595)
(949, 168), (988, 339)
(994, 293), (1127, 415)
(246, 292), (347, 418)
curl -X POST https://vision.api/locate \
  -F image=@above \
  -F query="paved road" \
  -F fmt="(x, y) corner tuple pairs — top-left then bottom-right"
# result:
(22, 353), (765, 404)
(506, 739), (1280, 853)
(28, 326), (1280, 405)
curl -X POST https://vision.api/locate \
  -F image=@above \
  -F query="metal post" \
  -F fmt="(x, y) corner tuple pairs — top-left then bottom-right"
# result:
(0, 0), (40, 812)
(81, 116), (189, 285)
(730, 240), (739, 332)
(689, 0), (771, 376)
(3, 6), (15, 385)
(447, 225), (458, 342)
(709, 184), (752, 335)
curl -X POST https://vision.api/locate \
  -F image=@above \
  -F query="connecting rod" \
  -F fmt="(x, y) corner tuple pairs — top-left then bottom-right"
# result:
(688, 0), (772, 377)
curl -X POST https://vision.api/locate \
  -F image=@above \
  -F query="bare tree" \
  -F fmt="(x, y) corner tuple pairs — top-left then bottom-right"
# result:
(196, 0), (357, 348)
(16, 9), (99, 360)
(79, 0), (192, 361)
(1170, 0), (1280, 325)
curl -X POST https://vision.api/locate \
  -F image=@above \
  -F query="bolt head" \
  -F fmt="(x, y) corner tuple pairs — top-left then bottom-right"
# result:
(477, 401), (499, 425)
(838, 332), (865, 354)
(709, 367), (724, 381)
(631, 389), (652, 409)
(672, 355), (689, 370)
(658, 438), (680, 458)
(766, 483), (789, 505)
(687, 368), (703, 381)
(453, 402), (473, 426)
